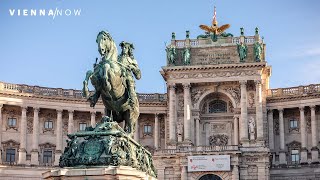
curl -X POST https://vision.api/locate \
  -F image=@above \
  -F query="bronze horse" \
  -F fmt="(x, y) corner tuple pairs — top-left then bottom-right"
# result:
(82, 31), (139, 135)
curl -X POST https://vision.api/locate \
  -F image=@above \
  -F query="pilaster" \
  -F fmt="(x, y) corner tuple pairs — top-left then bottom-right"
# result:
(311, 105), (319, 163)
(68, 110), (74, 134)
(255, 80), (264, 141)
(168, 83), (176, 145)
(278, 108), (286, 165)
(300, 106), (308, 164)
(233, 115), (239, 145)
(183, 83), (191, 144)
(54, 109), (63, 166)
(240, 80), (249, 144)
(154, 113), (159, 149)
(90, 110), (96, 128)
(31, 107), (40, 165)
(18, 106), (27, 165)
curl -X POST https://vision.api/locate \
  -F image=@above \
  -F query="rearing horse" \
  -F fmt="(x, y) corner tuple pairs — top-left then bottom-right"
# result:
(82, 31), (139, 136)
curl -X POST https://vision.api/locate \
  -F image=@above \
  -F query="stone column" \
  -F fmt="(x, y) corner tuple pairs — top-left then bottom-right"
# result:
(195, 117), (200, 146)
(181, 166), (187, 180)
(183, 83), (191, 143)
(157, 168), (165, 180)
(154, 113), (159, 149)
(68, 110), (74, 134)
(134, 118), (139, 142)
(0, 104), (3, 163)
(300, 106), (308, 164)
(233, 115), (239, 145)
(18, 106), (27, 165)
(278, 108), (286, 165)
(240, 80), (249, 142)
(168, 84), (176, 144)
(232, 165), (239, 180)
(54, 109), (63, 166)
(268, 109), (275, 165)
(31, 107), (40, 165)
(257, 164), (267, 180)
(255, 80), (264, 140)
(311, 105), (319, 163)
(90, 111), (96, 127)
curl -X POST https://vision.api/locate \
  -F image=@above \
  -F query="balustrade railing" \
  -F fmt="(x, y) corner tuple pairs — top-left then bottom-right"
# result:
(0, 82), (166, 102)
(155, 145), (238, 155)
(268, 84), (320, 97)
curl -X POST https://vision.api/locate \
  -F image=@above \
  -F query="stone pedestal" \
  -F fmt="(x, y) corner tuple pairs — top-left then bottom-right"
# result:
(279, 151), (287, 165)
(30, 150), (39, 165)
(300, 149), (308, 164)
(42, 166), (157, 180)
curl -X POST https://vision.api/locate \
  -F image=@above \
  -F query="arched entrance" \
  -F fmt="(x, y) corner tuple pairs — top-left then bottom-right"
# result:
(199, 174), (223, 180)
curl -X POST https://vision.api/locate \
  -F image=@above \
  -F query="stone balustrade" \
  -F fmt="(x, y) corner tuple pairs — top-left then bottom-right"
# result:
(267, 84), (320, 97)
(173, 36), (258, 48)
(154, 145), (239, 155)
(0, 82), (167, 102)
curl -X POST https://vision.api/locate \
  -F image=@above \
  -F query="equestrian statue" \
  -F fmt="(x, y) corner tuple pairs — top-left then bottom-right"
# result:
(82, 31), (141, 136)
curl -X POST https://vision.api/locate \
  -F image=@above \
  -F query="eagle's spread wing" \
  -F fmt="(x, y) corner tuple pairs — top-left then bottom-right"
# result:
(217, 24), (230, 34)
(199, 25), (213, 32)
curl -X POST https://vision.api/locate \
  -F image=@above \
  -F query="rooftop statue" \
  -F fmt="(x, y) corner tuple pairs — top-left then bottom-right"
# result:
(166, 44), (177, 65)
(237, 42), (247, 62)
(198, 6), (233, 41)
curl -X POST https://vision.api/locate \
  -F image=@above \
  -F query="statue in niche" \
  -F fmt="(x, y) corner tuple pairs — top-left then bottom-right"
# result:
(248, 116), (256, 140)
(254, 41), (263, 62)
(166, 44), (176, 65)
(183, 47), (191, 65)
(237, 42), (247, 62)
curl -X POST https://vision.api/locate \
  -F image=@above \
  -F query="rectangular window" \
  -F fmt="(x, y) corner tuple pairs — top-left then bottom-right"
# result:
(291, 149), (300, 163)
(43, 150), (52, 164)
(79, 123), (87, 131)
(6, 149), (15, 163)
(8, 118), (17, 127)
(290, 119), (298, 128)
(44, 120), (53, 129)
(144, 125), (152, 134)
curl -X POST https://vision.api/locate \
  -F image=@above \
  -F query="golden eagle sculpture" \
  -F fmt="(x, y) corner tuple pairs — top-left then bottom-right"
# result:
(198, 6), (232, 41)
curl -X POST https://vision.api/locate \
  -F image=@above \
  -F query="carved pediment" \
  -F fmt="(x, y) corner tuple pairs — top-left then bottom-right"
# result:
(39, 142), (56, 149)
(2, 140), (20, 148)
(287, 141), (301, 149)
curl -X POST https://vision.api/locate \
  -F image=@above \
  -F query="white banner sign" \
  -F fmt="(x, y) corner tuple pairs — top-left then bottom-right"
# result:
(188, 155), (230, 172)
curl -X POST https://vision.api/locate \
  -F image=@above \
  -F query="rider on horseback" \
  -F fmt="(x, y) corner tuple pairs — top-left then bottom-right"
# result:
(118, 41), (141, 105)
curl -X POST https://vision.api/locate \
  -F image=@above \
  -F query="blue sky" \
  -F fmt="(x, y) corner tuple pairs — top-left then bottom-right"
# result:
(0, 0), (320, 93)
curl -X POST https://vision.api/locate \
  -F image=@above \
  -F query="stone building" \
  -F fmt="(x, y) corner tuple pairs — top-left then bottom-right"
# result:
(1, 18), (320, 180)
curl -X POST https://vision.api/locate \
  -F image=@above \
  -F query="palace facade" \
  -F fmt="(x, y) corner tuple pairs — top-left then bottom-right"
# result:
(1, 23), (320, 180)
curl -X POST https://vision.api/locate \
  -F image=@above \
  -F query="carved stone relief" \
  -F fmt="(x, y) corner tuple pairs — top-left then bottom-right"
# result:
(306, 116), (311, 133)
(27, 117), (33, 134)
(191, 88), (208, 107)
(248, 92), (255, 108)
(177, 95), (184, 111)
(63, 119), (68, 136)
(211, 124), (226, 131)
(169, 70), (259, 79)
(160, 116), (165, 138)
(208, 134), (228, 146)
(223, 86), (240, 106)
(274, 119), (279, 135)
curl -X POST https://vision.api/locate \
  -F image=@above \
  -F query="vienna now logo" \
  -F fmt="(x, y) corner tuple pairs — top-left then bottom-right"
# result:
(9, 8), (81, 19)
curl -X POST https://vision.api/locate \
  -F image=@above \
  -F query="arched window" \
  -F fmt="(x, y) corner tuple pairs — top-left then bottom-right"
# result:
(208, 100), (227, 113)
(199, 174), (222, 180)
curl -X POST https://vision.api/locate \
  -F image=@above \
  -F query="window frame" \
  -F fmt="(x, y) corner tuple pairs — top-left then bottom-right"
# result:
(79, 122), (87, 131)
(43, 150), (53, 165)
(208, 100), (227, 113)
(44, 120), (53, 129)
(289, 118), (298, 129)
(7, 117), (17, 127)
(291, 149), (300, 164)
(5, 148), (16, 163)
(143, 124), (152, 135)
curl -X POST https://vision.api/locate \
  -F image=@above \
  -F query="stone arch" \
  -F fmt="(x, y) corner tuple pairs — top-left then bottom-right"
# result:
(198, 174), (223, 180)
(195, 89), (237, 111)
(191, 171), (231, 180)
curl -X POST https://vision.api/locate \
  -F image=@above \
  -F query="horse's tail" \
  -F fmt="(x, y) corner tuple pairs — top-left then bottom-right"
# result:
(82, 70), (93, 98)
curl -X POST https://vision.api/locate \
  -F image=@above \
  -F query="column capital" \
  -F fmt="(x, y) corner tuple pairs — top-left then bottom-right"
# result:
(278, 108), (284, 112)
(33, 107), (40, 113)
(0, 104), (3, 109)
(90, 110), (96, 115)
(299, 106), (305, 111)
(56, 109), (63, 113)
(155, 113), (159, 118)
(239, 80), (247, 85)
(267, 109), (274, 113)
(310, 105), (316, 110)
(182, 83), (191, 89)
(68, 109), (74, 114)
(168, 83), (176, 90)
(233, 114), (240, 118)
(21, 106), (28, 110)
(254, 80), (262, 85)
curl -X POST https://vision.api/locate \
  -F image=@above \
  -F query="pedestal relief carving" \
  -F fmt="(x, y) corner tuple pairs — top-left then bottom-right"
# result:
(209, 134), (228, 146)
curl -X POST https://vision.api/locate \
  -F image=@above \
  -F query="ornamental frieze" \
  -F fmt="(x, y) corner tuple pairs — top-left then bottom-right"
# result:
(246, 157), (259, 162)
(169, 70), (259, 80)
